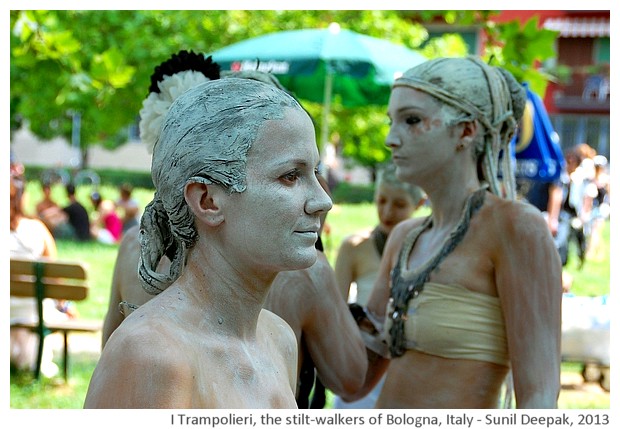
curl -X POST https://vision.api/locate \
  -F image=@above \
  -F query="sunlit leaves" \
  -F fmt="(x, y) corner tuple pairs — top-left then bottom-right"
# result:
(421, 33), (469, 58)
(91, 48), (136, 88)
(10, 10), (558, 169)
(483, 16), (559, 97)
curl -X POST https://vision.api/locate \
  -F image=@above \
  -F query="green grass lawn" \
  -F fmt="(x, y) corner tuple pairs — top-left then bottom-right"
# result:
(10, 184), (611, 409)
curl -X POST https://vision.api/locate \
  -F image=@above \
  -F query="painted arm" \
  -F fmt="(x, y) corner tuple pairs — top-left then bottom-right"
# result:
(495, 202), (562, 408)
(101, 227), (140, 348)
(302, 253), (367, 396)
(101, 261), (124, 349)
(339, 221), (411, 402)
(334, 237), (356, 301)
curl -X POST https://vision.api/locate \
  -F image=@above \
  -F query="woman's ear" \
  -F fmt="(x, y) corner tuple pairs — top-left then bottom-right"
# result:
(185, 181), (225, 227)
(455, 120), (478, 152)
(415, 197), (427, 210)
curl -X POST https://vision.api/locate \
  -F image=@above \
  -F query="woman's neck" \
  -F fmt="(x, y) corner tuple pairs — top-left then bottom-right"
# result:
(176, 242), (275, 340)
(424, 176), (483, 230)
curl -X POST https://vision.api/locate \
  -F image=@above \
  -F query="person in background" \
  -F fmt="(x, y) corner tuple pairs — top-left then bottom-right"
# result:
(342, 57), (561, 409)
(10, 174), (68, 378)
(586, 154), (610, 261)
(333, 161), (425, 409)
(116, 183), (141, 233)
(10, 151), (25, 182)
(62, 183), (92, 241)
(85, 76), (332, 408)
(335, 162), (426, 306)
(90, 191), (123, 244)
(36, 181), (60, 220)
(562, 144), (598, 268)
(36, 181), (72, 239)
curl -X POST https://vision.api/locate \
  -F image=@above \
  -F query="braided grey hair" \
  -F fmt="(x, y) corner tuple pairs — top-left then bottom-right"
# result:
(139, 78), (304, 294)
(392, 56), (526, 199)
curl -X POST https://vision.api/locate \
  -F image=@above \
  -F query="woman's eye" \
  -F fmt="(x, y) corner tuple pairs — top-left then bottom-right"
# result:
(405, 116), (420, 125)
(281, 170), (301, 183)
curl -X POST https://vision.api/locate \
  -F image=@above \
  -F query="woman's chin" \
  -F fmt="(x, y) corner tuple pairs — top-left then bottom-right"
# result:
(283, 248), (318, 271)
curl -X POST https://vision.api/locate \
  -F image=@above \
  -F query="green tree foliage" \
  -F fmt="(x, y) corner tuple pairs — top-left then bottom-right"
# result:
(10, 10), (558, 169)
(483, 17), (559, 96)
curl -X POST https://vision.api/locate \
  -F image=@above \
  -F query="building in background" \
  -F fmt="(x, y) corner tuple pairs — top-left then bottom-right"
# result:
(495, 10), (610, 159)
(421, 10), (610, 158)
(11, 126), (151, 172)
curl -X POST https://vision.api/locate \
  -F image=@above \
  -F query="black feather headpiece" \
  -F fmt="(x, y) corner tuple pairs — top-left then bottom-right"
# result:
(140, 50), (221, 154)
(148, 50), (221, 94)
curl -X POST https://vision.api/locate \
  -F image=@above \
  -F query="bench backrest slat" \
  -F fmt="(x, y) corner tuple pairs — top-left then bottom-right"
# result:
(10, 258), (89, 301)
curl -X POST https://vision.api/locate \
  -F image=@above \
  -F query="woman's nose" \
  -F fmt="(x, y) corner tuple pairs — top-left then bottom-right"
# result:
(385, 127), (401, 149)
(305, 180), (333, 215)
(381, 204), (395, 219)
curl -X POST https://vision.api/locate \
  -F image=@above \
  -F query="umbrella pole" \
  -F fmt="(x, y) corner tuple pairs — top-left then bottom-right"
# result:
(320, 69), (334, 155)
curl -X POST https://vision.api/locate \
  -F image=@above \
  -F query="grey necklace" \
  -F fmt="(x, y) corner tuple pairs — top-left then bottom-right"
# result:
(388, 186), (488, 357)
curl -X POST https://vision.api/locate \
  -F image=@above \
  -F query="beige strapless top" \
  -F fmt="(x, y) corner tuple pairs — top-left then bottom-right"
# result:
(384, 282), (509, 367)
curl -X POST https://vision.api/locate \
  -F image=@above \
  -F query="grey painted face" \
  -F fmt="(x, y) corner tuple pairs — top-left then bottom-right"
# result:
(153, 78), (302, 195)
(392, 57), (526, 199)
(139, 78), (304, 294)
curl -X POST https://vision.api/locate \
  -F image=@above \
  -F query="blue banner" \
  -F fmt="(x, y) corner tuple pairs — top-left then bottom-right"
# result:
(511, 84), (565, 182)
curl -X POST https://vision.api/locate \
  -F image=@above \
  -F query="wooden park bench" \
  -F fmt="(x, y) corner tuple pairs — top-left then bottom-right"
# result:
(10, 257), (102, 381)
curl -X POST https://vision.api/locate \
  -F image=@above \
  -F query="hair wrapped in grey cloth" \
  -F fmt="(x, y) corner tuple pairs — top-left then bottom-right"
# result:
(393, 56), (526, 199)
(138, 78), (303, 294)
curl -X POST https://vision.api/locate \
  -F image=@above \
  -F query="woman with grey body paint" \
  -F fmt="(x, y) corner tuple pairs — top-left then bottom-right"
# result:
(99, 52), (366, 409)
(342, 57), (562, 408)
(85, 78), (332, 408)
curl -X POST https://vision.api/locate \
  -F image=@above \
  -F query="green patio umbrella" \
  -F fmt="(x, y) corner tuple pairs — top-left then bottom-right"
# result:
(210, 23), (427, 149)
